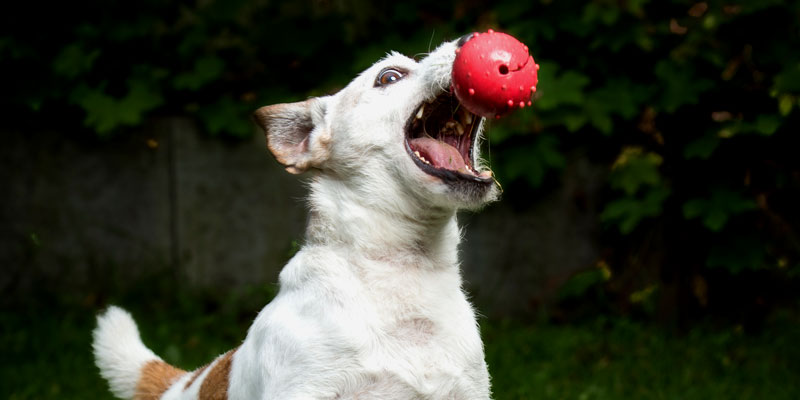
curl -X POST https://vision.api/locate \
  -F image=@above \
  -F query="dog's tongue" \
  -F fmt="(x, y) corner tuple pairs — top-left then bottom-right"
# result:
(409, 137), (467, 172)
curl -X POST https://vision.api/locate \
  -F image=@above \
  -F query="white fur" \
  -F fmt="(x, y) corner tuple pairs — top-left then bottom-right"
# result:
(95, 37), (496, 399)
(93, 306), (161, 399)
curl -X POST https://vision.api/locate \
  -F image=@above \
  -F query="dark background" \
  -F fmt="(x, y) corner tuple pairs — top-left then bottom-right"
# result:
(2, 0), (800, 398)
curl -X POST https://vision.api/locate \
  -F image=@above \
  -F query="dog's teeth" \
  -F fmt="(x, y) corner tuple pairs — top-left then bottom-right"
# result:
(414, 151), (430, 164)
(456, 123), (465, 135)
(416, 106), (425, 120)
(458, 109), (473, 126)
(445, 121), (456, 129)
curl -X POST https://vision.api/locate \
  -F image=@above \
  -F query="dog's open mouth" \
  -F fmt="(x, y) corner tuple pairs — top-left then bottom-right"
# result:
(404, 92), (492, 184)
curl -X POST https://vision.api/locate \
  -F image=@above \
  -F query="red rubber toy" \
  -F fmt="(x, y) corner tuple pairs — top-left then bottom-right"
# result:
(452, 29), (539, 119)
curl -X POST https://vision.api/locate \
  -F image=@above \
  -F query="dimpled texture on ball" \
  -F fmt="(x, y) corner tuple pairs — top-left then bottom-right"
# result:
(452, 30), (539, 119)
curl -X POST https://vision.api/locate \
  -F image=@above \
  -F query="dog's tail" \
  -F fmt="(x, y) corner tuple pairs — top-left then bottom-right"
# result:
(92, 306), (186, 399)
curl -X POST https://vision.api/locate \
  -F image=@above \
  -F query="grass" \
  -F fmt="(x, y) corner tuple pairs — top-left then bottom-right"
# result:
(483, 316), (800, 399)
(2, 287), (799, 399)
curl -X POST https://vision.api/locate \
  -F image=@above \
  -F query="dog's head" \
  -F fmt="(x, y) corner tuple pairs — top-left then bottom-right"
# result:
(254, 36), (498, 211)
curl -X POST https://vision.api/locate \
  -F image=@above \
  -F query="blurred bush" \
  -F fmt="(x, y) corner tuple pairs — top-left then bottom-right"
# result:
(3, 0), (799, 324)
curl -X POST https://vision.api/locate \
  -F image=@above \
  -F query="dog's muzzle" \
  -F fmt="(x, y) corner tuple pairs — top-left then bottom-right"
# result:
(404, 91), (492, 184)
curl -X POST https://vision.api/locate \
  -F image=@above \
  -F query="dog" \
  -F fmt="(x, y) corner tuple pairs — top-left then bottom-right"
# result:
(93, 33), (500, 399)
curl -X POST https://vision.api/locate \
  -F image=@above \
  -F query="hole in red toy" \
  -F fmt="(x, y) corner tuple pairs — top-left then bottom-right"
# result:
(498, 64), (509, 75)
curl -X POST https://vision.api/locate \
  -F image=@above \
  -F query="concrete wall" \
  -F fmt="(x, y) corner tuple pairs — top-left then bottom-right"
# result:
(462, 154), (604, 317)
(1, 119), (602, 317)
(1, 119), (306, 295)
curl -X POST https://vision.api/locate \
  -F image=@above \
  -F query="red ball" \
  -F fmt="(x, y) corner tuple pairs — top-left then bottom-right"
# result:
(452, 30), (539, 119)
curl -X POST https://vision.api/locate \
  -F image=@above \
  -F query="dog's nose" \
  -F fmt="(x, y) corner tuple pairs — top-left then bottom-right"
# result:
(456, 33), (475, 48)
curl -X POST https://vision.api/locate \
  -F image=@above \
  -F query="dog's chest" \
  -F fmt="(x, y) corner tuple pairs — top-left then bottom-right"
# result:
(389, 317), (436, 346)
(230, 252), (489, 399)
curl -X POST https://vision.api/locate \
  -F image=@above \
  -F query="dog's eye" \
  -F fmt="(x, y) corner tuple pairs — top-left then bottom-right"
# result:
(375, 68), (406, 87)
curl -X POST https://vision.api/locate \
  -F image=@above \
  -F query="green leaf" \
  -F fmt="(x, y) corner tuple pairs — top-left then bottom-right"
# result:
(715, 114), (785, 138)
(489, 110), (537, 145)
(173, 56), (225, 91)
(70, 79), (164, 136)
(778, 94), (795, 116)
(772, 63), (800, 93)
(684, 134), (720, 159)
(585, 99), (614, 134)
(582, 3), (620, 26)
(562, 111), (589, 132)
(707, 235), (766, 273)
(558, 268), (607, 301)
(609, 148), (663, 195)
(588, 79), (650, 121)
(752, 114), (782, 136)
(654, 60), (713, 113)
(196, 96), (254, 137)
(534, 63), (590, 111)
(53, 43), (101, 78)
(499, 134), (566, 187)
(683, 188), (756, 232)
(601, 186), (670, 234)
(625, 0), (650, 15)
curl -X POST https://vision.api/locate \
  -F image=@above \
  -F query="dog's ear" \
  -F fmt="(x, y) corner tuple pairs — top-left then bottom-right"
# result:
(253, 98), (331, 174)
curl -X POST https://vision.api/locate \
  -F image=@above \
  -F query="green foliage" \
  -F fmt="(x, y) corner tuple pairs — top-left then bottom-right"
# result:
(707, 234), (766, 273)
(683, 188), (756, 232)
(773, 63), (800, 93)
(52, 43), (101, 79)
(197, 96), (255, 138)
(488, 0), (799, 288)
(608, 149), (664, 195)
(601, 148), (670, 234)
(3, 0), (799, 314)
(498, 134), (566, 187)
(601, 186), (670, 234)
(534, 63), (590, 112)
(557, 266), (610, 301)
(173, 57), (225, 91)
(653, 60), (714, 113)
(69, 79), (165, 136)
(531, 63), (651, 135)
(584, 79), (650, 134)
(684, 134), (720, 159)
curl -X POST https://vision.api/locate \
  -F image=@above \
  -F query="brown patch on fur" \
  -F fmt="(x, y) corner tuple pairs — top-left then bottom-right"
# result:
(198, 348), (237, 399)
(184, 363), (211, 390)
(135, 360), (186, 400)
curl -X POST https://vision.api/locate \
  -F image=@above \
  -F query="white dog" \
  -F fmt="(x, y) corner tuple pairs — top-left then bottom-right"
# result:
(94, 34), (499, 400)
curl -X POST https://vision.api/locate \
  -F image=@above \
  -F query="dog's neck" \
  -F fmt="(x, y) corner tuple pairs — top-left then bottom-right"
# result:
(303, 176), (461, 269)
